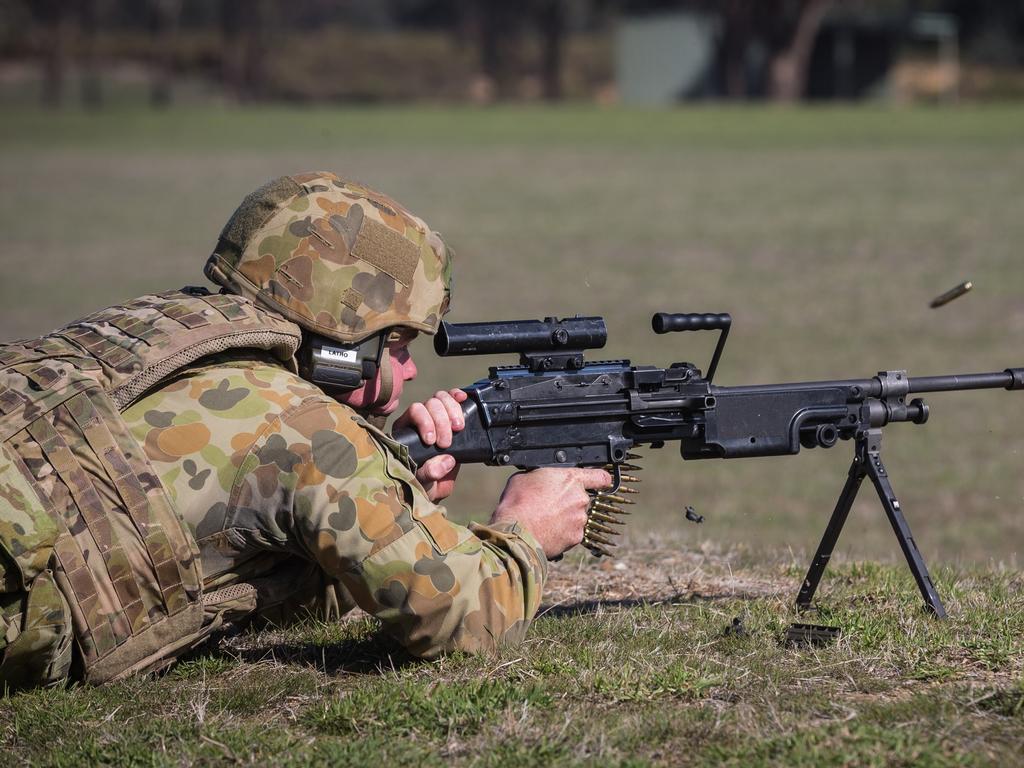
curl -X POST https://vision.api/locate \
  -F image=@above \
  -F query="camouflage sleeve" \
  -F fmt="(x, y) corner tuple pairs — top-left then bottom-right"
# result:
(232, 397), (548, 658)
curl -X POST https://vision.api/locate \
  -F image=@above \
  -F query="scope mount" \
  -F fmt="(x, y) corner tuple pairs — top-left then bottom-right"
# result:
(520, 349), (587, 372)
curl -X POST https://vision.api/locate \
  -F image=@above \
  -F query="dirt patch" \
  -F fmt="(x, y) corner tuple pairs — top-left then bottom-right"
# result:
(541, 547), (791, 615)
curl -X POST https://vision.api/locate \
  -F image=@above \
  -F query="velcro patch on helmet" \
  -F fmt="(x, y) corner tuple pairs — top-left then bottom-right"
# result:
(352, 219), (420, 288)
(340, 287), (364, 311)
(219, 176), (303, 253)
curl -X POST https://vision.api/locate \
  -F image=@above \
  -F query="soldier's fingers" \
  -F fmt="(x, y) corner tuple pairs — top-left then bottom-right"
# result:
(576, 468), (614, 490)
(419, 461), (460, 502)
(434, 390), (465, 433)
(432, 477), (458, 501)
(418, 455), (457, 482)
(449, 388), (469, 403)
(402, 402), (436, 445)
(425, 396), (453, 448)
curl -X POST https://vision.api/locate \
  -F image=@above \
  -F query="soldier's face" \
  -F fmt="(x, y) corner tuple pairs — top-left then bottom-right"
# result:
(338, 339), (417, 414)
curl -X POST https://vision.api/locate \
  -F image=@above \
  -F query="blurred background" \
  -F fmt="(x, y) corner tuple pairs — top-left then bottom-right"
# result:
(2, 1), (1024, 107)
(1, 0), (1023, 570)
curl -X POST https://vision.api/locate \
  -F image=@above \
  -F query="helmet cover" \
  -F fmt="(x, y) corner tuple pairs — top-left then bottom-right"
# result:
(205, 172), (452, 344)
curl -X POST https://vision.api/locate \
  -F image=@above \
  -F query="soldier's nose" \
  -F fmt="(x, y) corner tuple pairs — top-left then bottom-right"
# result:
(403, 356), (418, 381)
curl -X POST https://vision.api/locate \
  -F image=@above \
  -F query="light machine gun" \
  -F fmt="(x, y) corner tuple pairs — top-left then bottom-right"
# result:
(393, 313), (1024, 618)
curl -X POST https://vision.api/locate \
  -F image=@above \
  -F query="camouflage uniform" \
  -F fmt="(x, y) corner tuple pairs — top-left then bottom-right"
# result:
(0, 172), (548, 688)
(121, 355), (547, 657)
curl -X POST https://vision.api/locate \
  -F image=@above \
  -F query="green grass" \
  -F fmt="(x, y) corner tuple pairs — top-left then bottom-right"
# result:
(5, 103), (1020, 563)
(2, 105), (1023, 762)
(3, 104), (1024, 150)
(1, 554), (1021, 766)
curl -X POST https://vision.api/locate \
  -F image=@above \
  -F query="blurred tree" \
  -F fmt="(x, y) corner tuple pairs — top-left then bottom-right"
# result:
(220, 0), (271, 102)
(538, 0), (566, 99)
(470, 0), (570, 101)
(951, 0), (1024, 66)
(27, 0), (1024, 106)
(32, 0), (70, 106)
(150, 0), (182, 107)
(769, 0), (834, 102)
(720, 0), (755, 97)
(701, 0), (838, 101)
(79, 0), (105, 108)
(476, 0), (524, 99)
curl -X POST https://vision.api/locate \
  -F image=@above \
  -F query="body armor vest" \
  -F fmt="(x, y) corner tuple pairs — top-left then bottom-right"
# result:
(0, 290), (301, 687)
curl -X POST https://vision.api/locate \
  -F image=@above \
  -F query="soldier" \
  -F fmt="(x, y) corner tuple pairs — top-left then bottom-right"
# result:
(0, 172), (609, 689)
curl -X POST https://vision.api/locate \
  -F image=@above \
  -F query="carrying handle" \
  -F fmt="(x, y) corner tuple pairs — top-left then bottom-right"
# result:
(652, 312), (732, 333)
(651, 312), (732, 383)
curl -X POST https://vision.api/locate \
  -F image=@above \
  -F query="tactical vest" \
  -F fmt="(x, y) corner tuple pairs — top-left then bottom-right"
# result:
(0, 290), (301, 688)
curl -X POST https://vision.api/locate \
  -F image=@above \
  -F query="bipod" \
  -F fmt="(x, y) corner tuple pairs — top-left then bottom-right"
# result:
(795, 428), (947, 618)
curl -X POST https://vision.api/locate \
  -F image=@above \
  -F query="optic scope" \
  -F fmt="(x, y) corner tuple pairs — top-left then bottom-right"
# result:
(434, 317), (607, 357)
(434, 316), (607, 372)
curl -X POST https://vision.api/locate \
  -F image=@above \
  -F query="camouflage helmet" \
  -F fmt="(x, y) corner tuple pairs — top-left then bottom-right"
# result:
(204, 172), (453, 344)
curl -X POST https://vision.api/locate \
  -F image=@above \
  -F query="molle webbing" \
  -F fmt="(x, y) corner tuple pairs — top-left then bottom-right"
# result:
(0, 290), (302, 684)
(50, 290), (302, 411)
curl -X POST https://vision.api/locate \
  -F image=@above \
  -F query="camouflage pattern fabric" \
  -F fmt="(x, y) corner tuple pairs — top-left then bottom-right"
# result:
(0, 571), (73, 689)
(122, 357), (548, 657)
(0, 290), (301, 689)
(205, 171), (453, 345)
(0, 440), (72, 689)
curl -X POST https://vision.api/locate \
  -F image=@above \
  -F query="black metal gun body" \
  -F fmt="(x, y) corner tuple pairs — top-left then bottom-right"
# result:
(405, 361), (849, 467)
(393, 314), (1024, 619)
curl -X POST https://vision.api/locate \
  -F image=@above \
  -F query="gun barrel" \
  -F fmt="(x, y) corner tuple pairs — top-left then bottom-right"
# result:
(715, 369), (1024, 400)
(907, 370), (1024, 393)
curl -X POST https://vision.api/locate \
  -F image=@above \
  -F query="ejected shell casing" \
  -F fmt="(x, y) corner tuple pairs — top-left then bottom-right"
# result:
(930, 281), (972, 308)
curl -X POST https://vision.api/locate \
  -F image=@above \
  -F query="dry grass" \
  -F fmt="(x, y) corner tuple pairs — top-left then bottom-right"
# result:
(1, 105), (1023, 765)
(2, 545), (1022, 766)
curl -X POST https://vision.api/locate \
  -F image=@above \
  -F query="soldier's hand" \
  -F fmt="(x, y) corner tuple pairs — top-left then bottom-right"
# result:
(393, 388), (467, 448)
(416, 454), (461, 502)
(490, 468), (612, 560)
(393, 388), (468, 501)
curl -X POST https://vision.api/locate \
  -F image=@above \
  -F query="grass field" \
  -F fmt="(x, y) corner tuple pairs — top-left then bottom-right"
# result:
(1, 104), (1023, 765)
(2, 104), (1022, 563)
(2, 552), (1023, 766)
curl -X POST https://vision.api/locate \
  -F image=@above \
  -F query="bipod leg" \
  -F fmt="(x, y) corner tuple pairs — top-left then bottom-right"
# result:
(862, 429), (947, 618)
(795, 442), (868, 611)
